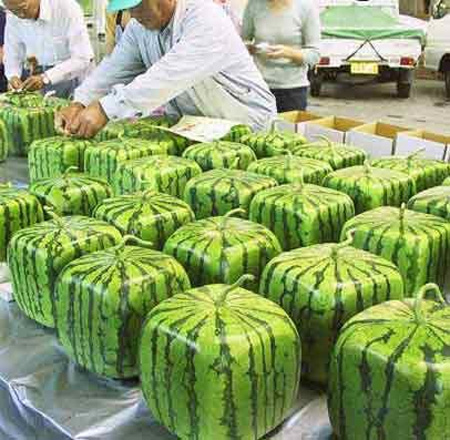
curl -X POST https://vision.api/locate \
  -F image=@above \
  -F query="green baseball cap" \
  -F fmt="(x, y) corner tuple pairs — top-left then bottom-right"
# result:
(107, 0), (141, 12)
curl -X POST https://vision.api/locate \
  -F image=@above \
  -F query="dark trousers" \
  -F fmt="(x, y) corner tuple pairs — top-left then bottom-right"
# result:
(270, 87), (308, 113)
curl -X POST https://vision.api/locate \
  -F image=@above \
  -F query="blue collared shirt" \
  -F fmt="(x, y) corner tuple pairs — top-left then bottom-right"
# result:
(74, 0), (277, 130)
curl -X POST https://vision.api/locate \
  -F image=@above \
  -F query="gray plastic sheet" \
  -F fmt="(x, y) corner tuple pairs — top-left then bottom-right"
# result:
(0, 282), (332, 440)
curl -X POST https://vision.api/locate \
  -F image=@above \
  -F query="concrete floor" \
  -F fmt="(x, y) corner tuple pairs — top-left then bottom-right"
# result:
(1, 77), (449, 185)
(309, 77), (450, 135)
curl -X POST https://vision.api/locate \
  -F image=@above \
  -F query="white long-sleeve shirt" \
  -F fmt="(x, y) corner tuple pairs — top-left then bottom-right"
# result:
(4, 0), (94, 85)
(74, 0), (276, 131)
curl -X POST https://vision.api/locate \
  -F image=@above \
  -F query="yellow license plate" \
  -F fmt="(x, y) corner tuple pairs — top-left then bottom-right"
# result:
(350, 62), (379, 75)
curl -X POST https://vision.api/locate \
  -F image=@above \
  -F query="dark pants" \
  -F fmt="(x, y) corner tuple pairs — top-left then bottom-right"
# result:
(270, 87), (308, 113)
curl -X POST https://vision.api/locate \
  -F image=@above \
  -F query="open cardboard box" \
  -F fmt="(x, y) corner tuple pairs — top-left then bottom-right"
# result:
(346, 122), (411, 158)
(303, 116), (365, 143)
(275, 111), (323, 134)
(395, 130), (450, 161)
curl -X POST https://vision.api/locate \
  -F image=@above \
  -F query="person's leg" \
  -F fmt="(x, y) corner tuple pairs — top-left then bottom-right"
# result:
(270, 87), (308, 113)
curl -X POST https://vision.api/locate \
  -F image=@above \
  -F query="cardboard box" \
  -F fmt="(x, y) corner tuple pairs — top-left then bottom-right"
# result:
(395, 130), (450, 161)
(303, 117), (365, 143)
(346, 122), (411, 158)
(275, 111), (323, 134)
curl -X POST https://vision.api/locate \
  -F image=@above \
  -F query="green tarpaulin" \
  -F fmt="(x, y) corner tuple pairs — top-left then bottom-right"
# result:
(321, 6), (426, 42)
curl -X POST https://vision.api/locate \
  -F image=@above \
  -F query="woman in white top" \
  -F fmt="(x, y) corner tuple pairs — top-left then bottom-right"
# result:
(242, 0), (321, 112)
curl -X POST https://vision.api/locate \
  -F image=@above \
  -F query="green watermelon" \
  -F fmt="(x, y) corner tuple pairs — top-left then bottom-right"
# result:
(249, 182), (355, 251)
(93, 191), (195, 250)
(8, 211), (121, 327)
(240, 130), (307, 158)
(408, 186), (450, 221)
(0, 93), (67, 156)
(323, 164), (416, 214)
(247, 152), (332, 185)
(84, 137), (171, 183)
(329, 283), (450, 440)
(0, 183), (44, 262)
(163, 209), (282, 291)
(292, 137), (367, 170)
(113, 155), (202, 198)
(55, 235), (191, 379)
(220, 124), (253, 143)
(260, 233), (404, 386)
(140, 274), (301, 440)
(182, 141), (256, 171)
(95, 116), (176, 141)
(184, 169), (278, 219)
(370, 148), (450, 192)
(444, 177), (450, 185)
(341, 204), (450, 294)
(30, 168), (112, 216)
(0, 119), (9, 162)
(28, 136), (93, 182)
(0, 91), (45, 107)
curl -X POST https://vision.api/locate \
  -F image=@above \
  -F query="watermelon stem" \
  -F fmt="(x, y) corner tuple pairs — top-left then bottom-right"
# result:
(399, 203), (407, 233)
(406, 147), (426, 162)
(63, 166), (79, 177)
(216, 274), (256, 305)
(414, 283), (446, 324)
(220, 208), (246, 229)
(115, 235), (154, 252)
(331, 230), (355, 258)
(44, 206), (64, 226)
(315, 135), (333, 148)
(230, 157), (240, 170)
(364, 162), (372, 175)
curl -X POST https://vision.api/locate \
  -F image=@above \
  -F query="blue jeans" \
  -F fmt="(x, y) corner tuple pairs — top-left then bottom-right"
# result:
(270, 87), (308, 113)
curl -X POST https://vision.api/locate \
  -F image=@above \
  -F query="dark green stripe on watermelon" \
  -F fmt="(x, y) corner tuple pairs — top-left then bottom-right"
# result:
(93, 191), (195, 250)
(84, 137), (171, 183)
(28, 136), (93, 182)
(55, 237), (191, 378)
(341, 205), (450, 294)
(249, 183), (355, 250)
(323, 164), (416, 214)
(292, 138), (367, 170)
(113, 155), (202, 198)
(220, 124), (253, 143)
(163, 213), (282, 291)
(183, 169), (278, 219)
(329, 284), (450, 440)
(8, 215), (121, 327)
(240, 131), (307, 158)
(370, 151), (450, 192)
(182, 141), (256, 171)
(140, 277), (301, 440)
(247, 155), (332, 185)
(0, 119), (9, 162)
(408, 186), (450, 221)
(260, 239), (404, 385)
(0, 185), (44, 262)
(30, 171), (113, 216)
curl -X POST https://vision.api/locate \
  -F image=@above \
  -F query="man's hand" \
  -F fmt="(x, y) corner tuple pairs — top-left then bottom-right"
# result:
(67, 101), (109, 139)
(8, 76), (23, 91)
(22, 75), (45, 92)
(55, 102), (85, 135)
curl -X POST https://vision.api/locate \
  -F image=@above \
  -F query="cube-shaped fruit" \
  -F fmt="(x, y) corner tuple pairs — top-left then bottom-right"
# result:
(240, 131), (306, 158)
(114, 155), (202, 198)
(250, 183), (355, 250)
(163, 210), (281, 290)
(55, 236), (191, 378)
(8, 214), (121, 327)
(408, 186), (450, 221)
(260, 237), (404, 385)
(93, 191), (194, 250)
(140, 276), (301, 440)
(184, 169), (277, 219)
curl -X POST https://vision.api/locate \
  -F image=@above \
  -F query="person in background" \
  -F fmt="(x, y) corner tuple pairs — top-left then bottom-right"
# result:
(4, 0), (95, 98)
(105, 9), (131, 54)
(242, 0), (320, 112)
(57, 0), (276, 139)
(0, 8), (7, 93)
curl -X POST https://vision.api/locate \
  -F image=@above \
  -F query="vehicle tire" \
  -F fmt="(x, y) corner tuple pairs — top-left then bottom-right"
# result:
(309, 71), (323, 97)
(397, 69), (413, 99)
(445, 70), (450, 99)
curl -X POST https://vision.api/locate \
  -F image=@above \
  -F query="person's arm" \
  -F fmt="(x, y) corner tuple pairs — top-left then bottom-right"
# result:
(73, 20), (146, 107)
(43, 2), (94, 85)
(105, 13), (116, 55)
(4, 14), (25, 81)
(241, 0), (255, 41)
(99, 5), (236, 121)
